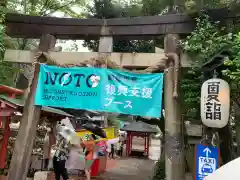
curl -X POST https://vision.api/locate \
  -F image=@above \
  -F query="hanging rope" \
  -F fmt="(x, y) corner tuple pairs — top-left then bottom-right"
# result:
(200, 134), (211, 145)
(211, 131), (220, 146)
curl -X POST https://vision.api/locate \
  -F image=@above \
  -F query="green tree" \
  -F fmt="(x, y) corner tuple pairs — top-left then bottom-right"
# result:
(181, 68), (202, 121)
(7, 0), (84, 16)
(223, 32), (240, 126)
(2, 0), (86, 88)
(181, 15), (232, 122)
(182, 14), (240, 164)
(223, 32), (240, 101)
(182, 15), (232, 65)
(0, 2), (20, 86)
(83, 0), (155, 53)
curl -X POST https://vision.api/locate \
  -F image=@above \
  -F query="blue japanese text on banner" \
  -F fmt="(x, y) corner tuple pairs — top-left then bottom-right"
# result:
(35, 65), (164, 118)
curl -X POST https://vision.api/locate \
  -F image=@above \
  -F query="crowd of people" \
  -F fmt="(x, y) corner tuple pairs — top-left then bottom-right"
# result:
(108, 140), (124, 159)
(43, 122), (126, 180)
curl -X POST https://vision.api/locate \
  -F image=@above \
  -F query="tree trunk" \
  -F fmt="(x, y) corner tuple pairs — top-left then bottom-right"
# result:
(218, 123), (233, 164)
(235, 105), (240, 156)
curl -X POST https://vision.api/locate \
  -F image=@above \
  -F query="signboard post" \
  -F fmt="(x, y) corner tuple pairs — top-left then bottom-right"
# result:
(196, 144), (219, 180)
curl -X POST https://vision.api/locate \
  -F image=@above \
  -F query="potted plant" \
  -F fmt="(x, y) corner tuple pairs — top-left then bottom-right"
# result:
(0, 168), (8, 180)
(152, 159), (165, 180)
(0, 149), (12, 180)
(0, 168), (6, 180)
(26, 168), (36, 180)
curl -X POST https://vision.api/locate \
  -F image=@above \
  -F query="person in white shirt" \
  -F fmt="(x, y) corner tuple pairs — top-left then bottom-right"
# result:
(53, 125), (70, 180)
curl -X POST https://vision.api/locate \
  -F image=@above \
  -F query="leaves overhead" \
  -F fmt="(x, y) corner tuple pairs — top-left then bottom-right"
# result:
(0, 0), (87, 87)
(83, 0), (155, 53)
(182, 15), (232, 65)
(7, 0), (85, 17)
(181, 15), (232, 121)
(223, 32), (240, 107)
(0, 4), (20, 86)
(182, 14), (240, 120)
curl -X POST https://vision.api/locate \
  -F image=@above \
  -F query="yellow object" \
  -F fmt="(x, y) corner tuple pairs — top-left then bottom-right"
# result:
(76, 127), (115, 140)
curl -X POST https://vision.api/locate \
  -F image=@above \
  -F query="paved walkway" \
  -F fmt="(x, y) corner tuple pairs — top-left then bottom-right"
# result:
(99, 157), (155, 180)
(98, 138), (159, 180)
(43, 138), (159, 180)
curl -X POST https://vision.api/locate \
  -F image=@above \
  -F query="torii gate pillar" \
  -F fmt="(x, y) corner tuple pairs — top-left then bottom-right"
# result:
(164, 34), (185, 180)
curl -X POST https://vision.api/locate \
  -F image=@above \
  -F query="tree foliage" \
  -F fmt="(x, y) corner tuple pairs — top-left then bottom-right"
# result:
(0, 3), (20, 86)
(182, 13), (240, 164)
(0, 12), (5, 59)
(223, 32), (240, 82)
(181, 15), (234, 121)
(223, 32), (240, 107)
(83, 0), (155, 53)
(182, 14), (240, 109)
(7, 0), (85, 17)
(182, 15), (232, 65)
(1, 0), (86, 88)
(152, 159), (165, 180)
(181, 68), (202, 121)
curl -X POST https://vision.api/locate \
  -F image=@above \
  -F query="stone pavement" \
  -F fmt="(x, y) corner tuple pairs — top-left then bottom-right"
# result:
(36, 157), (154, 180)
(99, 157), (155, 180)
(99, 138), (157, 180)
(36, 138), (158, 180)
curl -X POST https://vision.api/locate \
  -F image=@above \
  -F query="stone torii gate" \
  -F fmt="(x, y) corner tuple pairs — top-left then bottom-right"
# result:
(4, 13), (195, 180)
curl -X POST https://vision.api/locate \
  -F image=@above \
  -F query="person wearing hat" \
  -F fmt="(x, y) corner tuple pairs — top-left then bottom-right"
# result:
(80, 134), (98, 180)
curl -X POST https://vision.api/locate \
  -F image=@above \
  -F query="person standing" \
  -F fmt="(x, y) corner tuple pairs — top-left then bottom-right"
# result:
(43, 127), (50, 170)
(119, 141), (124, 157)
(116, 141), (121, 157)
(97, 139), (107, 172)
(53, 133), (70, 180)
(43, 125), (56, 170)
(106, 141), (111, 159)
(108, 144), (115, 159)
(80, 134), (98, 180)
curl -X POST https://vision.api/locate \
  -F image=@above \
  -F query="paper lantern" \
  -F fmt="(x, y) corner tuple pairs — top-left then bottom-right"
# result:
(201, 78), (230, 128)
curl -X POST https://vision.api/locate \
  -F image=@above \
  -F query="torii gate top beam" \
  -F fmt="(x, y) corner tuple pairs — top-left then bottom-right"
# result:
(5, 8), (240, 40)
(6, 13), (195, 40)
(6, 8), (240, 40)
(6, 9), (240, 40)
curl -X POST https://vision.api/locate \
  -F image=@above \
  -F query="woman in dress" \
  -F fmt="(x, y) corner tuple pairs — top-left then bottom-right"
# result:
(80, 134), (98, 180)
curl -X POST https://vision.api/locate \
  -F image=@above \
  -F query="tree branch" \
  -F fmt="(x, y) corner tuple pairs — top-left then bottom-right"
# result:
(41, 1), (77, 16)
(39, 0), (51, 15)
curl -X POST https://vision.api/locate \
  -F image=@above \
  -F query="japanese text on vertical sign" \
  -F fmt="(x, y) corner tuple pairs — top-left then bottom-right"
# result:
(205, 82), (221, 120)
